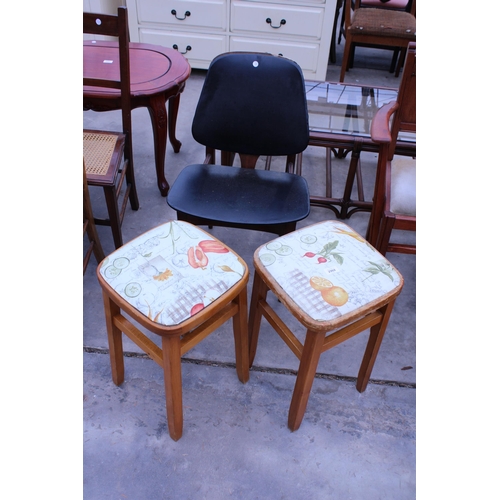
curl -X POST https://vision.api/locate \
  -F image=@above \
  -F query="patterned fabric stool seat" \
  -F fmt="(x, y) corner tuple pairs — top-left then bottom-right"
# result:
(249, 220), (404, 431)
(97, 220), (250, 441)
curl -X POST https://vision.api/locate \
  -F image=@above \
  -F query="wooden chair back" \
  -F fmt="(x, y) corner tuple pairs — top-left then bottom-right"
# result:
(83, 6), (139, 249)
(367, 42), (416, 254)
(83, 7), (132, 165)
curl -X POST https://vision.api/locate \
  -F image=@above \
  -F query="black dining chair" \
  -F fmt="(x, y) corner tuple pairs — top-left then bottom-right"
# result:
(167, 51), (311, 237)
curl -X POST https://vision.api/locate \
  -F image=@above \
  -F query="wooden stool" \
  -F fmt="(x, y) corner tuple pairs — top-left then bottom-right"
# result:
(96, 220), (250, 441)
(248, 220), (403, 431)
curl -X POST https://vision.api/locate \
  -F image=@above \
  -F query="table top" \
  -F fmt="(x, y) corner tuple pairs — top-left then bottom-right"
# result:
(305, 80), (415, 145)
(83, 40), (191, 98)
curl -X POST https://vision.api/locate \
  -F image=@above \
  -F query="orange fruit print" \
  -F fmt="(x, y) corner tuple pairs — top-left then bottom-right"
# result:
(320, 286), (349, 307)
(309, 276), (333, 291)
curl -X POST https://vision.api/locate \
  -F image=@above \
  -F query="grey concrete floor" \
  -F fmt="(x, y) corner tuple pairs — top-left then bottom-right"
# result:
(83, 43), (416, 499)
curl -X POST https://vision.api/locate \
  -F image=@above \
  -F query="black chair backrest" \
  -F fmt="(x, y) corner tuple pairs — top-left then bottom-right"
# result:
(192, 52), (310, 157)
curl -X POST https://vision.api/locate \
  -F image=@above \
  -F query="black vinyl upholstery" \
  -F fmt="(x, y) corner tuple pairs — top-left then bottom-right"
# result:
(191, 52), (310, 157)
(167, 51), (311, 236)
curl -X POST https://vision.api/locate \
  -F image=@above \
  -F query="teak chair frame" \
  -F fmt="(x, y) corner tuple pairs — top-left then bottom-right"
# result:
(83, 160), (105, 274)
(366, 41), (416, 255)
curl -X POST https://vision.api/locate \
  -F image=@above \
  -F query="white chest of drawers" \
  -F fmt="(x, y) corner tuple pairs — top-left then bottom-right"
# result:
(125, 0), (335, 81)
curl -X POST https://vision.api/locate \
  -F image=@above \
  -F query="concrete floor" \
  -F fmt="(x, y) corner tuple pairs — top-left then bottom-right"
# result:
(83, 43), (416, 499)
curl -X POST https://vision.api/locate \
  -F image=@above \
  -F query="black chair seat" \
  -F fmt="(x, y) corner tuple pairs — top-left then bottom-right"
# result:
(168, 164), (310, 234)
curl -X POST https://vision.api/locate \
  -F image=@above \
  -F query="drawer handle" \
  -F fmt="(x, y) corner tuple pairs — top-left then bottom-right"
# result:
(173, 44), (192, 55)
(171, 9), (191, 20)
(266, 17), (286, 29)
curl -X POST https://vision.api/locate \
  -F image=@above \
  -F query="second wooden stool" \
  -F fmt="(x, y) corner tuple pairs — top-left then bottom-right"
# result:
(248, 220), (404, 431)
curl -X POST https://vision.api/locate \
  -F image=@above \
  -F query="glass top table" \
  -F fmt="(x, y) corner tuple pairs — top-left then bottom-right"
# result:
(301, 81), (416, 218)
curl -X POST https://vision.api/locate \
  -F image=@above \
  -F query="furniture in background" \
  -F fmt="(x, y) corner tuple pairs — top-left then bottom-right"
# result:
(167, 52), (310, 237)
(248, 220), (404, 430)
(97, 220), (250, 441)
(83, 162), (105, 274)
(84, 39), (191, 197)
(329, 0), (348, 64)
(339, 0), (415, 81)
(125, 0), (336, 81)
(83, 7), (139, 249)
(332, 0), (411, 68)
(357, 0), (412, 75)
(366, 42), (416, 255)
(300, 79), (415, 219)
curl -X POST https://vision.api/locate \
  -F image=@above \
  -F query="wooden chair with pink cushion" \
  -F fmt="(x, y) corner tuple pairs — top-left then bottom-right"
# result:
(366, 42), (416, 255)
(96, 220), (250, 440)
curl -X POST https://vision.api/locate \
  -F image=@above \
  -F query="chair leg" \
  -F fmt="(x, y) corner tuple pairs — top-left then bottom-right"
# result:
(122, 132), (140, 209)
(329, 0), (344, 64)
(103, 185), (123, 249)
(356, 300), (396, 392)
(340, 141), (362, 219)
(389, 48), (399, 73)
(375, 214), (395, 256)
(125, 163), (140, 211)
(102, 293), (125, 386)
(394, 47), (407, 77)
(83, 171), (105, 267)
(339, 37), (352, 82)
(288, 329), (326, 432)
(248, 271), (269, 367)
(161, 336), (183, 441)
(366, 208), (380, 248)
(325, 148), (332, 198)
(232, 290), (250, 383)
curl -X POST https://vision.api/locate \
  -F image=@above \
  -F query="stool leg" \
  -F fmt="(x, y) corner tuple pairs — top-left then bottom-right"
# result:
(161, 336), (183, 441)
(248, 272), (269, 367)
(102, 293), (125, 386)
(356, 300), (396, 393)
(233, 290), (250, 383)
(288, 329), (326, 432)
